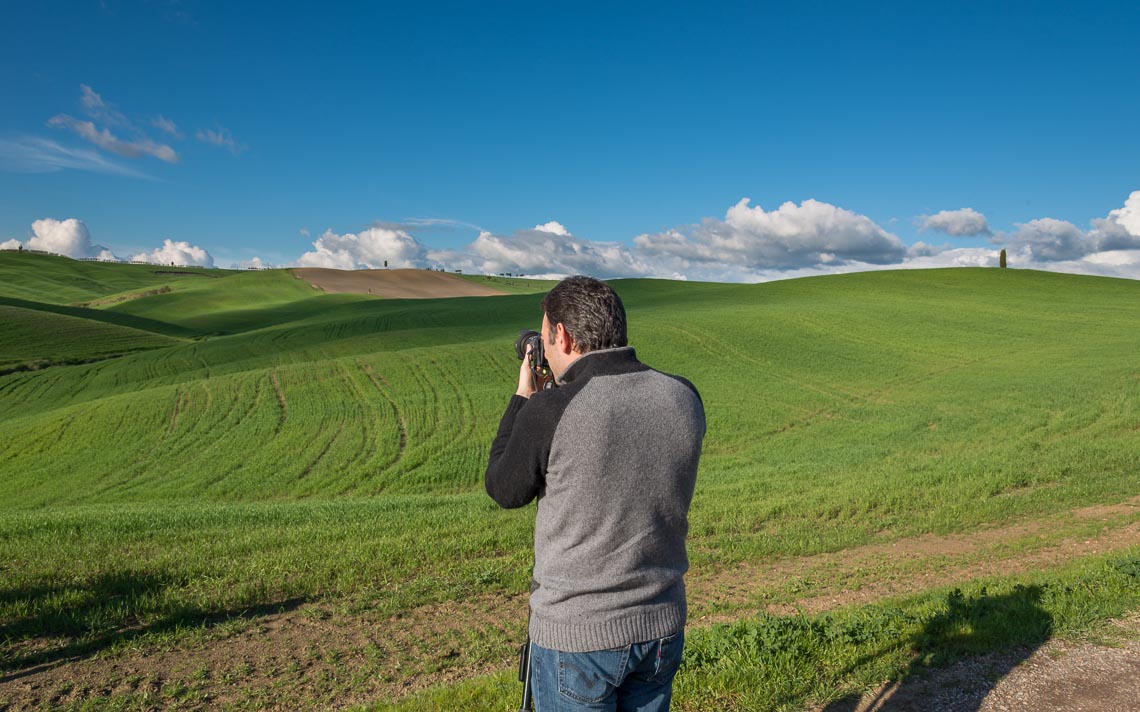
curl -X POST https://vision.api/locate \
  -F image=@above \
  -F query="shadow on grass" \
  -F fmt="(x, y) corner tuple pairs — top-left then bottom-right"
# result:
(0, 570), (306, 683)
(823, 585), (1052, 712)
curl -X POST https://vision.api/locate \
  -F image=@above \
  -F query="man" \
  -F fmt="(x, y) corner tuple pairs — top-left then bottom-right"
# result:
(485, 275), (706, 711)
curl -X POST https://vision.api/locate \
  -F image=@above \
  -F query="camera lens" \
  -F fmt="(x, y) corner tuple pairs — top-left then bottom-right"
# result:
(515, 329), (540, 360)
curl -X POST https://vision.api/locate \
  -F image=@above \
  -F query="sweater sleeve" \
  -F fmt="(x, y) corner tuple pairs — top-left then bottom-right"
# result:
(485, 394), (553, 509)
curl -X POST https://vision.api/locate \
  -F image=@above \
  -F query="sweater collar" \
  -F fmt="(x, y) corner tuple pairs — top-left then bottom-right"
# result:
(556, 346), (639, 384)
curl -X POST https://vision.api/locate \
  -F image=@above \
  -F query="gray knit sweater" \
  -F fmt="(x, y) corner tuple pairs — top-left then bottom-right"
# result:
(485, 347), (705, 652)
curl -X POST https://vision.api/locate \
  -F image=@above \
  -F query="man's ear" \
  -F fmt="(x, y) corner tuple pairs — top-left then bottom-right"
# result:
(555, 322), (576, 354)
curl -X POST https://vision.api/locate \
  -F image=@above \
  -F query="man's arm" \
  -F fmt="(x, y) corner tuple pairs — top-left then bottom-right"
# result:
(484, 394), (550, 508)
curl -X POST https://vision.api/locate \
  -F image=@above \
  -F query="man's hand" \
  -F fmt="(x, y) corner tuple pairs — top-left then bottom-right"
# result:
(517, 344), (537, 398)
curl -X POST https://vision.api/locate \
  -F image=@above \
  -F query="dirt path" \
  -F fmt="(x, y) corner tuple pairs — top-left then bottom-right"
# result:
(2, 498), (1138, 710)
(810, 616), (1140, 712)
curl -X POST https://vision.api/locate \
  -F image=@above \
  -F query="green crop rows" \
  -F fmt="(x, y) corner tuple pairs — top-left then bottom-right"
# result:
(2, 250), (1139, 709)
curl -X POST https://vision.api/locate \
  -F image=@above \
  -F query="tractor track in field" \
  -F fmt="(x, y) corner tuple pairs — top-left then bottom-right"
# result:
(425, 353), (476, 444)
(406, 356), (442, 445)
(166, 386), (183, 436)
(334, 361), (378, 476)
(269, 369), (288, 434)
(658, 322), (855, 405)
(2, 497), (1138, 710)
(359, 359), (409, 470)
(296, 422), (344, 481)
(349, 365), (383, 476)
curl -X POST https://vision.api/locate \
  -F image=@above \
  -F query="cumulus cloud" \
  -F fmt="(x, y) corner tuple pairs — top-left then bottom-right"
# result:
(633, 198), (907, 271)
(11, 218), (118, 260)
(807, 193), (1140, 281)
(1, 239), (22, 250)
(296, 226), (429, 269)
(233, 256), (273, 270)
(906, 241), (950, 258)
(1089, 190), (1140, 252)
(131, 239), (215, 267)
(1108, 191), (1140, 235)
(1005, 217), (1093, 262)
(295, 191), (1140, 284)
(533, 220), (571, 236)
(917, 208), (991, 236)
(196, 127), (246, 154)
(438, 222), (651, 280)
(9, 217), (213, 267)
(900, 246), (1000, 270)
(1008, 248), (1140, 282)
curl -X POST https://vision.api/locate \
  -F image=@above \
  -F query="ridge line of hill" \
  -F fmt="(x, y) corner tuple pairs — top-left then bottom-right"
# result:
(0, 295), (200, 339)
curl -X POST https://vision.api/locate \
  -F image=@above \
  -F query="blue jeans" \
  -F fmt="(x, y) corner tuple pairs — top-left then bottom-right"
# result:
(530, 631), (684, 711)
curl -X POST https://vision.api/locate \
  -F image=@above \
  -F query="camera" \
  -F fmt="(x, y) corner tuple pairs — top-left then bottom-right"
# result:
(515, 329), (556, 390)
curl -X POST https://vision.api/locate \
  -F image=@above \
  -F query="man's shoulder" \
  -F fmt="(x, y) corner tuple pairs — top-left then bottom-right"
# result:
(662, 372), (701, 399)
(636, 366), (702, 403)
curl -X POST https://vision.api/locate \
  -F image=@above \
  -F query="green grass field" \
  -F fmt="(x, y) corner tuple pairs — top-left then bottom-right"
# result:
(1, 251), (1138, 710)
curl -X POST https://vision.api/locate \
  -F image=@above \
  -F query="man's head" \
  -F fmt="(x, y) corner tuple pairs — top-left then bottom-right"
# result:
(540, 276), (627, 375)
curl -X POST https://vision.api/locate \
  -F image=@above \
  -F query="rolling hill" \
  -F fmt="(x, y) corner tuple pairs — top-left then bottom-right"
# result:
(1, 251), (1137, 710)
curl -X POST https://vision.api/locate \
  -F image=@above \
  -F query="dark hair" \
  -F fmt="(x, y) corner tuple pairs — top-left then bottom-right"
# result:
(541, 276), (627, 353)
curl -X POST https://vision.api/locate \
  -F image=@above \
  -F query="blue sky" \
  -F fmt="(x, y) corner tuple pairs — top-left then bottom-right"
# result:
(2, 1), (1139, 280)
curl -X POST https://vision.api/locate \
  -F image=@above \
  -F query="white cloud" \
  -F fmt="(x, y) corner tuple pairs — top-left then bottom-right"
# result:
(196, 127), (246, 154)
(900, 246), (1000, 270)
(296, 226), (428, 270)
(48, 114), (179, 163)
(21, 218), (117, 259)
(403, 217), (486, 233)
(131, 239), (214, 267)
(442, 223), (651, 280)
(917, 208), (991, 236)
(79, 84), (128, 127)
(634, 198), (907, 270)
(1089, 190), (1140, 252)
(152, 115), (182, 138)
(233, 256), (273, 270)
(12, 216), (213, 268)
(294, 191), (1140, 284)
(534, 221), (571, 236)
(907, 241), (950, 258)
(1019, 249), (1140, 281)
(1005, 217), (1093, 262)
(3, 218), (125, 260)
(1108, 191), (1140, 235)
(0, 137), (151, 177)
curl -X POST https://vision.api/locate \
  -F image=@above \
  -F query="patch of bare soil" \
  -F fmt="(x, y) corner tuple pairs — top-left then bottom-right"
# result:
(291, 268), (507, 299)
(0, 593), (528, 710)
(811, 616), (1140, 712)
(2, 498), (1137, 710)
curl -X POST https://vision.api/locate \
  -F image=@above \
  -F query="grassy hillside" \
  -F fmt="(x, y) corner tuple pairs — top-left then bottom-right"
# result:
(0, 250), (223, 305)
(1, 259), (1138, 709)
(0, 302), (185, 373)
(105, 269), (344, 333)
(3, 262), (1137, 534)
